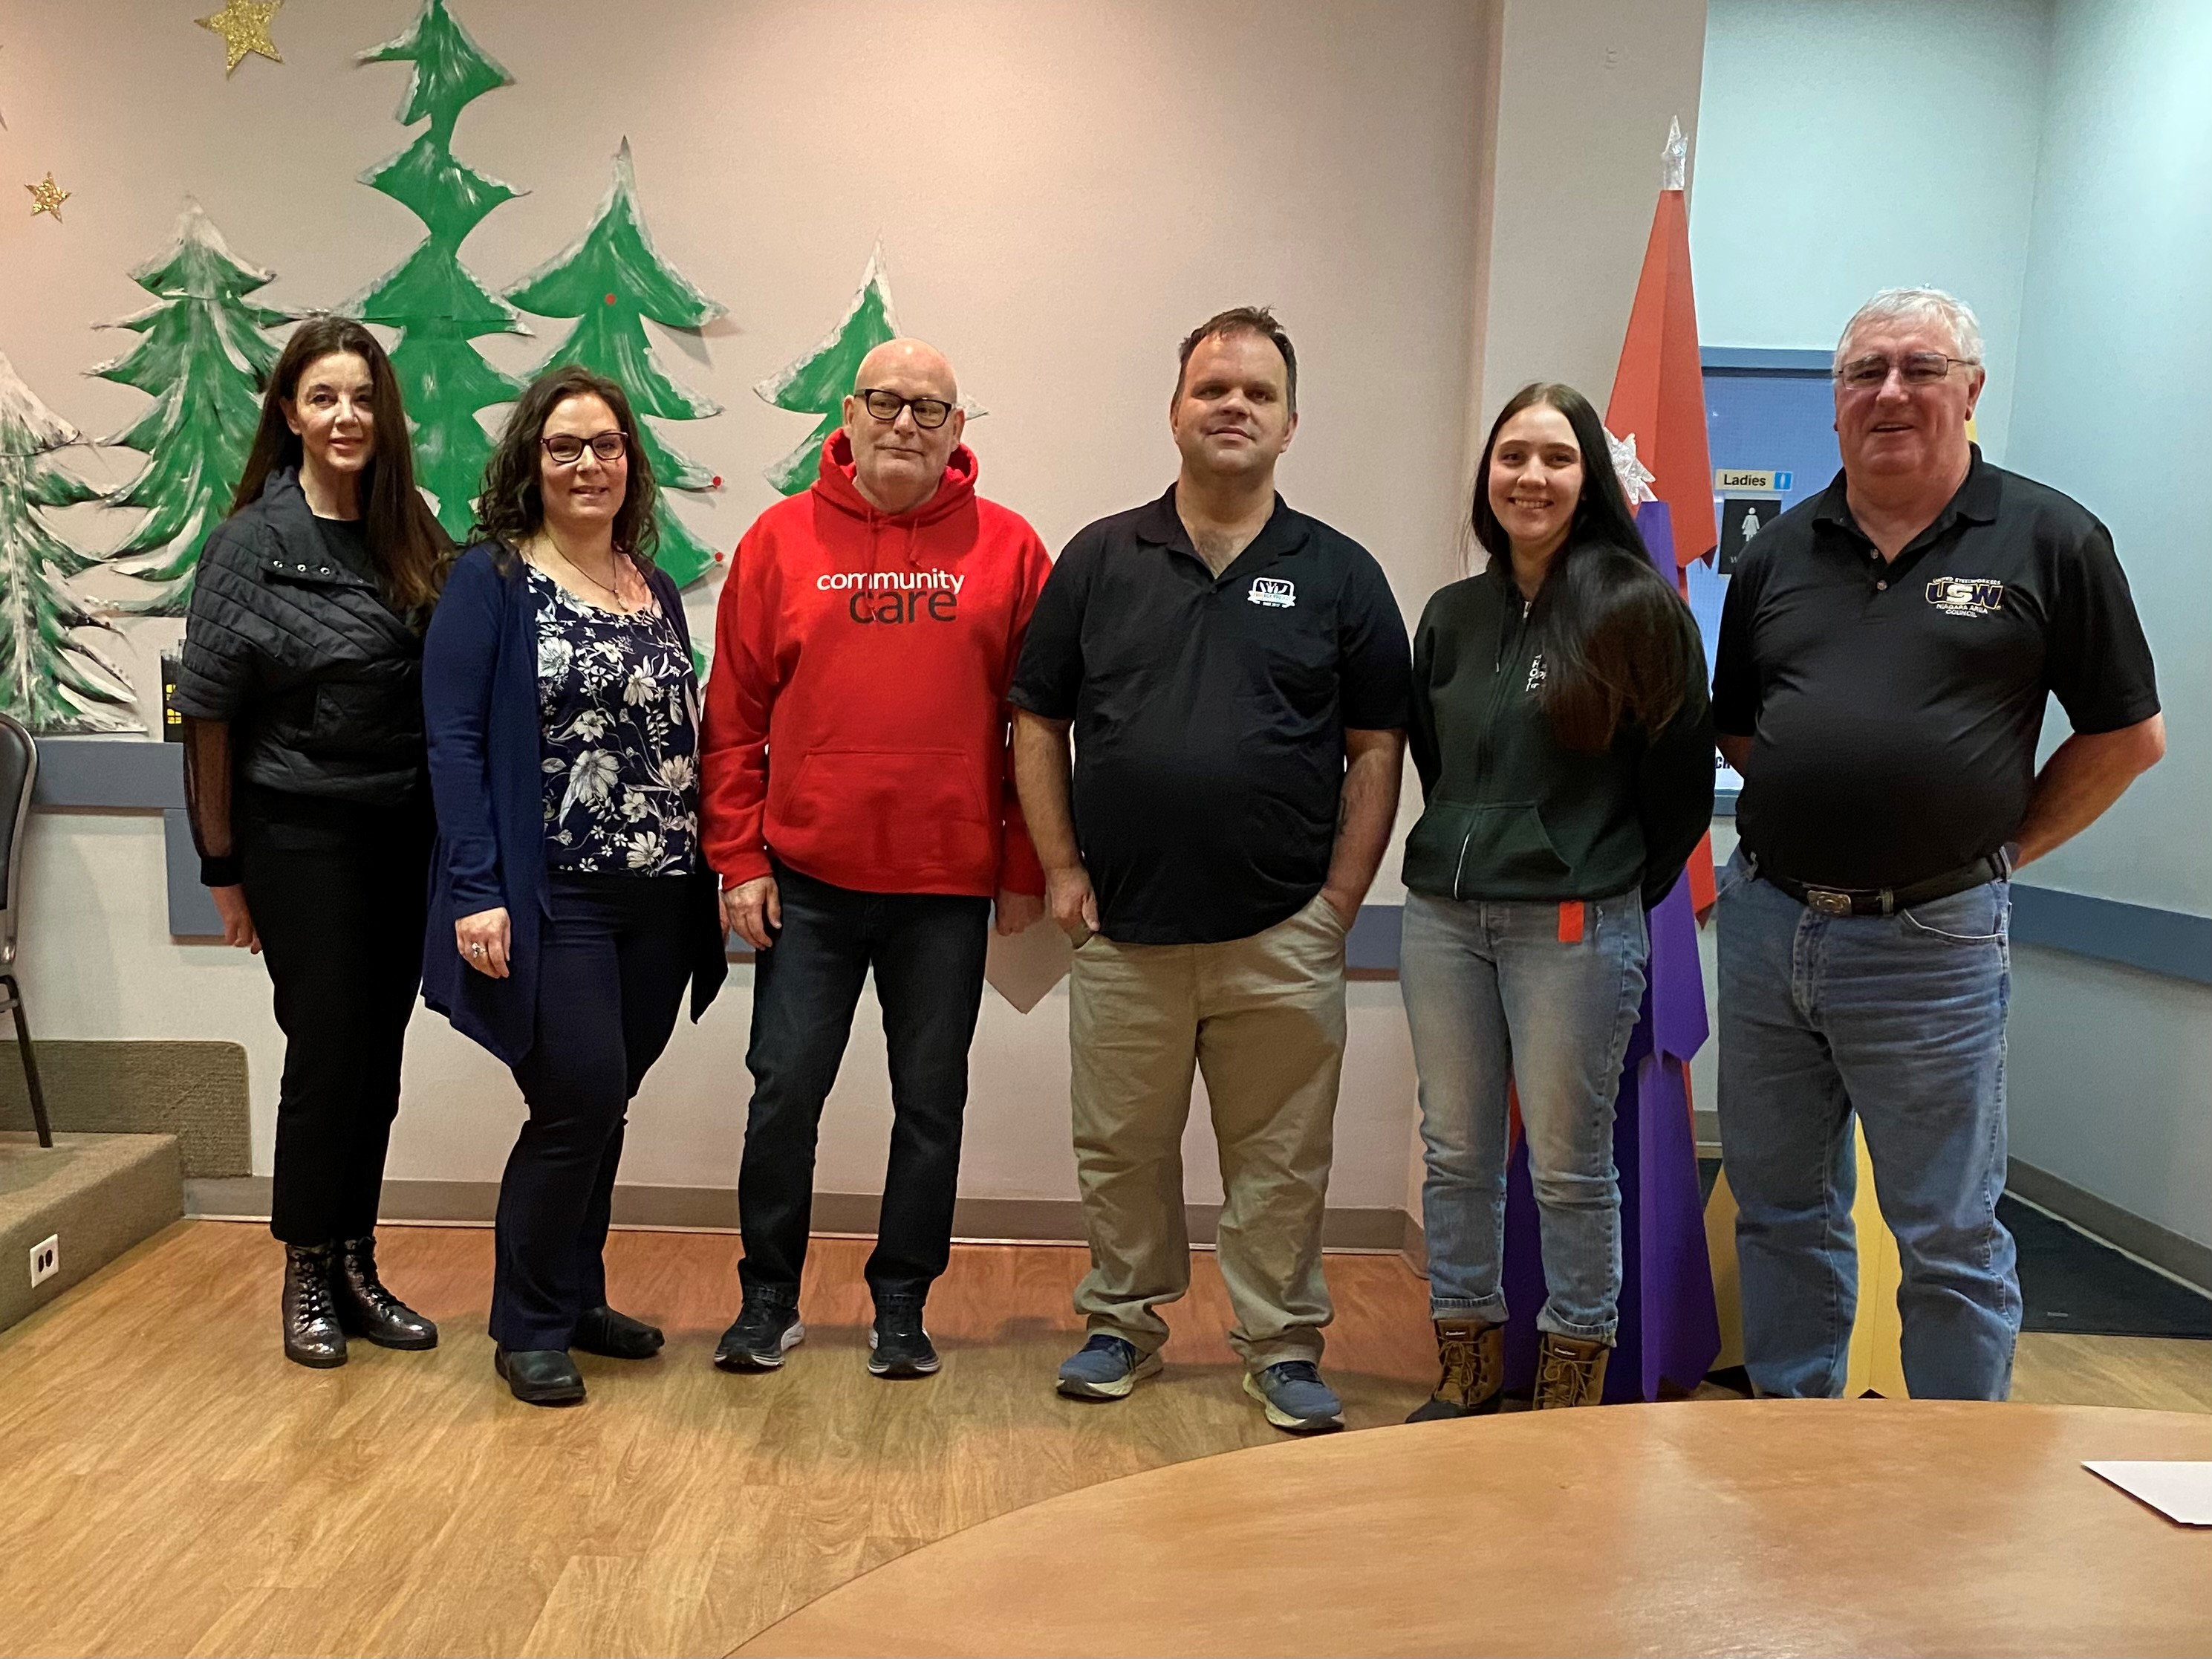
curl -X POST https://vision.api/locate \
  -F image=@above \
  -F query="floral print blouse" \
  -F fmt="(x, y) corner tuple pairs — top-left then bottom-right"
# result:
(530, 564), (700, 877)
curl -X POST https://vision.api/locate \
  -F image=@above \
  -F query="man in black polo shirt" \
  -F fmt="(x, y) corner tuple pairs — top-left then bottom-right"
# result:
(1010, 306), (1410, 1434)
(1712, 287), (2164, 1402)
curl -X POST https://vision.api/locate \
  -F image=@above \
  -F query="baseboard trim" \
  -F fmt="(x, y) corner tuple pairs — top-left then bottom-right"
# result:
(183, 1178), (1414, 1253)
(2004, 1158), (2212, 1295)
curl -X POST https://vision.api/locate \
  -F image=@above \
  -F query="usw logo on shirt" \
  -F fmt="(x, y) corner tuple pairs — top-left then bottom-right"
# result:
(1925, 576), (2005, 619)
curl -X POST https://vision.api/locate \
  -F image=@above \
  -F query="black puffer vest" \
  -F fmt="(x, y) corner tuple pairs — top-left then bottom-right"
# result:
(172, 468), (429, 802)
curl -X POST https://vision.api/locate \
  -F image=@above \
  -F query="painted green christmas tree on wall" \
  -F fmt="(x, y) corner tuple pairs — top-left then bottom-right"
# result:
(352, 0), (526, 539)
(507, 140), (727, 588)
(93, 203), (290, 617)
(0, 353), (140, 734)
(755, 244), (898, 496)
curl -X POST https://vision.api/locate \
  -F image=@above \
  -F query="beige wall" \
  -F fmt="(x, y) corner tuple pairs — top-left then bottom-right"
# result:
(4, 0), (1706, 1218)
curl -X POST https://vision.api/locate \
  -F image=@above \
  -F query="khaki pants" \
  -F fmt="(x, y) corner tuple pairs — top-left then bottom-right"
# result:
(1068, 893), (1348, 1370)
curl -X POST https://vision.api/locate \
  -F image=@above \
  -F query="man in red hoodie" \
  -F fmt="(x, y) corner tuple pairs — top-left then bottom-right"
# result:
(700, 339), (1050, 1380)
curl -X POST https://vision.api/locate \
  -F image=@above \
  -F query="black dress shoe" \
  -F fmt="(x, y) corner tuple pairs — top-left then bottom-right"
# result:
(330, 1236), (438, 1351)
(495, 1345), (586, 1406)
(282, 1243), (347, 1369)
(573, 1304), (664, 1360)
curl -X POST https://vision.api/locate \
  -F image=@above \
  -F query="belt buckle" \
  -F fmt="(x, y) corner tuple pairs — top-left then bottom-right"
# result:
(1803, 887), (1855, 917)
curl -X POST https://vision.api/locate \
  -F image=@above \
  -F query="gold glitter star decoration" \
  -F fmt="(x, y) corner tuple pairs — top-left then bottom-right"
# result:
(195, 0), (284, 75)
(26, 172), (69, 223)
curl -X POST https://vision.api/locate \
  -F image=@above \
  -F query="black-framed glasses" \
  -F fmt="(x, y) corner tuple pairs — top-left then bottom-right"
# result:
(857, 388), (954, 429)
(540, 430), (628, 464)
(1835, 353), (1980, 389)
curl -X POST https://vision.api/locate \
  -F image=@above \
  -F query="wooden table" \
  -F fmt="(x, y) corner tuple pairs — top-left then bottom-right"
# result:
(734, 1401), (2212, 1658)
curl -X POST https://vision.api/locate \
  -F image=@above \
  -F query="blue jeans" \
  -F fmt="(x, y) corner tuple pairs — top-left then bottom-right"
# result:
(1715, 848), (2020, 1400)
(1399, 891), (1649, 1343)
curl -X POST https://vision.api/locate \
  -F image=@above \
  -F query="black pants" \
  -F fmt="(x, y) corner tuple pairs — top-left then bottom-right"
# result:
(238, 785), (433, 1247)
(490, 872), (692, 1351)
(739, 863), (991, 1307)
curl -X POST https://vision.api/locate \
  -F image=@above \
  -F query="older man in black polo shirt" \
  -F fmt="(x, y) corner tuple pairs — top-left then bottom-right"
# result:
(1712, 287), (2164, 1401)
(1011, 306), (1409, 1434)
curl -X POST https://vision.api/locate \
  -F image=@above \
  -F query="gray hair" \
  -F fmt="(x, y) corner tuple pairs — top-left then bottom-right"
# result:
(1835, 288), (1985, 371)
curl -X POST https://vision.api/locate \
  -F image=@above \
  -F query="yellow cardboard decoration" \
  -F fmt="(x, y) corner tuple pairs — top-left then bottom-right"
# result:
(1704, 1120), (1907, 1397)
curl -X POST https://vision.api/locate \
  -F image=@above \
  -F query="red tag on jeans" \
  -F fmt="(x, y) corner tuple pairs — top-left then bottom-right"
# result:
(1557, 900), (1586, 944)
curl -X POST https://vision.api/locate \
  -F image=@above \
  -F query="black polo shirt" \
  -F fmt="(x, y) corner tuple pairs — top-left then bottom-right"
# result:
(1010, 486), (1411, 944)
(1713, 447), (2159, 890)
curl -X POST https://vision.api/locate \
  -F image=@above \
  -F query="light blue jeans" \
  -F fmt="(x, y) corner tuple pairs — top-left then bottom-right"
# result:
(1399, 890), (1649, 1342)
(1715, 848), (2020, 1400)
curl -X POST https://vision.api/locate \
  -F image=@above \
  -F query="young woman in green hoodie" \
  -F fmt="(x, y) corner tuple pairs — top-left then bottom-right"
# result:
(1399, 382), (1713, 1417)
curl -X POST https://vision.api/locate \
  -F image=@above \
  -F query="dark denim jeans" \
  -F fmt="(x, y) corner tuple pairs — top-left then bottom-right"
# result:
(1716, 848), (2020, 1400)
(491, 871), (693, 1351)
(738, 863), (990, 1308)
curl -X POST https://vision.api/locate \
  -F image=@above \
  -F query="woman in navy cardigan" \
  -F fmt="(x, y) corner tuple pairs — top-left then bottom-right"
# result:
(423, 366), (726, 1406)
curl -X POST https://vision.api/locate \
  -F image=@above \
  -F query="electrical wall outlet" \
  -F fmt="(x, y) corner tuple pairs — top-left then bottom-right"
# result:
(29, 1235), (59, 1288)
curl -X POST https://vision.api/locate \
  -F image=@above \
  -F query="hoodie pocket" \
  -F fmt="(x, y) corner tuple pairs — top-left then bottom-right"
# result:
(1403, 800), (1572, 897)
(773, 747), (992, 878)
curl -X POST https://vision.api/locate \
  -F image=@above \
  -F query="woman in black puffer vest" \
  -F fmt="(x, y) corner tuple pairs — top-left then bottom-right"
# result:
(171, 316), (452, 1368)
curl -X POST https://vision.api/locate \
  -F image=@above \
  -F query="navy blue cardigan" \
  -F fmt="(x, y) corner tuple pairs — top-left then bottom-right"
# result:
(420, 543), (727, 1066)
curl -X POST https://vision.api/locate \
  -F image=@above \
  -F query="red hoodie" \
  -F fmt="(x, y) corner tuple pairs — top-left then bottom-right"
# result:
(700, 433), (1051, 898)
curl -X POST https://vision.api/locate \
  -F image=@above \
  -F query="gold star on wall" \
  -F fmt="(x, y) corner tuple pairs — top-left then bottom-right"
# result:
(195, 0), (283, 75)
(26, 172), (70, 222)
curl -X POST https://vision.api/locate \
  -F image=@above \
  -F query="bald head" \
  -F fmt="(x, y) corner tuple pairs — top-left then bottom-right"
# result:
(855, 337), (958, 401)
(842, 337), (966, 515)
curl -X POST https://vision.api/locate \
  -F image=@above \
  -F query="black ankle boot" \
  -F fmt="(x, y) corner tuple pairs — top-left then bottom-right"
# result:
(282, 1243), (347, 1369)
(330, 1236), (438, 1351)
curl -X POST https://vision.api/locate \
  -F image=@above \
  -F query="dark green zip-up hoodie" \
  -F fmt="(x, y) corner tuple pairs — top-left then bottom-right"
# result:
(1402, 548), (1714, 908)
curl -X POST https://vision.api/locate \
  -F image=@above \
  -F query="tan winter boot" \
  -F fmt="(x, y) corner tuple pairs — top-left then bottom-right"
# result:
(1405, 1317), (1505, 1423)
(1531, 1331), (1611, 1408)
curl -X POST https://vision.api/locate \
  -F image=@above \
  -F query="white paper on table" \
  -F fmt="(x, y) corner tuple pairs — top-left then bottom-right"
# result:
(2083, 1461), (2212, 1525)
(985, 918), (1073, 1013)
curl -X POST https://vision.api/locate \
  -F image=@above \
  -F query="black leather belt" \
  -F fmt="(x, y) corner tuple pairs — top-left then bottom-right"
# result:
(1754, 852), (2010, 918)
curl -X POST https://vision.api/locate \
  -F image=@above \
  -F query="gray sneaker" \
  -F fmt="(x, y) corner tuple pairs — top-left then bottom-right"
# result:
(1055, 1334), (1162, 1400)
(1244, 1360), (1344, 1434)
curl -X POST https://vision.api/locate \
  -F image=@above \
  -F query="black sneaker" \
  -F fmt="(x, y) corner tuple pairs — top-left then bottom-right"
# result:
(867, 1299), (940, 1378)
(713, 1300), (804, 1372)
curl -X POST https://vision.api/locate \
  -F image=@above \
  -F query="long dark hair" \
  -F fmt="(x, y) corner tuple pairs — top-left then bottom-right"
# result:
(472, 366), (660, 570)
(1471, 382), (1702, 753)
(231, 315), (451, 614)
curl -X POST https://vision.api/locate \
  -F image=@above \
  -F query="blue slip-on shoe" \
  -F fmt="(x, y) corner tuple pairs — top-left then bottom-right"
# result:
(1243, 1360), (1344, 1434)
(1055, 1333), (1163, 1401)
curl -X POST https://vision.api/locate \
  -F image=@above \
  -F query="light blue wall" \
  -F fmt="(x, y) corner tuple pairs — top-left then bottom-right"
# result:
(1998, 0), (2212, 1254)
(1693, 0), (2212, 1259)
(1688, 0), (2052, 461)
(2004, 0), (2211, 918)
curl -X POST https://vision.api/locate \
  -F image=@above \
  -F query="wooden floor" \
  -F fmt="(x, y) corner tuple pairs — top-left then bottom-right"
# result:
(0, 1221), (2202, 1659)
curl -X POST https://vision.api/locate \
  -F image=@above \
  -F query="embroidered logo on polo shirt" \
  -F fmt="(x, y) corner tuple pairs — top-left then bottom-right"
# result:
(1247, 577), (1296, 608)
(1925, 577), (2005, 618)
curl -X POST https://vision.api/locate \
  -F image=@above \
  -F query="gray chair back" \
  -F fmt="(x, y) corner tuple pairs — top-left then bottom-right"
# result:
(0, 713), (38, 967)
